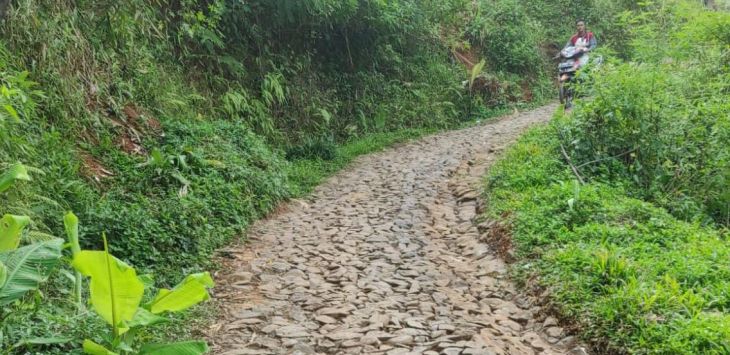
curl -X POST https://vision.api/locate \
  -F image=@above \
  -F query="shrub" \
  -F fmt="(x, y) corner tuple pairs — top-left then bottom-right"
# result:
(562, 1), (730, 225)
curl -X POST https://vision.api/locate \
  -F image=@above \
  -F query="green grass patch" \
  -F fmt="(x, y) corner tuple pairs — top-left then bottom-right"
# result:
(485, 121), (730, 354)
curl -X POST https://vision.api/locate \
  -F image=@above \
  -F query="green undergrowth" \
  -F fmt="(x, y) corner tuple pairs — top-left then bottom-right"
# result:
(0, 0), (640, 352)
(485, 120), (730, 354)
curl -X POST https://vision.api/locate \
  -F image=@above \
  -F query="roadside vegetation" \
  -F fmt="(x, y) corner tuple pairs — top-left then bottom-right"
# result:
(2, 0), (623, 352)
(2, 0), (720, 353)
(485, 1), (729, 353)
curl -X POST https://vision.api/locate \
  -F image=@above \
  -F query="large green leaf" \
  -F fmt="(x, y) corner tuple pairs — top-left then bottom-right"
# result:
(0, 239), (63, 306)
(72, 250), (144, 333)
(0, 214), (31, 251)
(126, 308), (169, 328)
(148, 272), (214, 314)
(469, 59), (486, 91)
(0, 163), (31, 194)
(138, 340), (209, 355)
(82, 339), (118, 355)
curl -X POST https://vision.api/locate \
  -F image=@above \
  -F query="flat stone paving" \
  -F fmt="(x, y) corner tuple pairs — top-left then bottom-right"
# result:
(208, 104), (585, 355)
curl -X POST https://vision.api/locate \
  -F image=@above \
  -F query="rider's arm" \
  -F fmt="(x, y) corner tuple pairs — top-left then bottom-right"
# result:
(587, 36), (597, 51)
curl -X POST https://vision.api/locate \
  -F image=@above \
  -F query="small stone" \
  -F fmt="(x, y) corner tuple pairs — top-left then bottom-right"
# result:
(405, 319), (426, 329)
(270, 261), (291, 273)
(386, 335), (414, 346)
(546, 326), (564, 338)
(233, 310), (263, 319)
(261, 324), (278, 334)
(359, 335), (380, 346)
(366, 330), (396, 340)
(276, 325), (309, 338)
(543, 316), (558, 328)
(318, 305), (356, 317)
(342, 340), (361, 347)
(318, 339), (336, 348)
(556, 335), (577, 349)
(509, 310), (532, 323)
(436, 279), (451, 287)
(497, 319), (522, 332)
(326, 331), (363, 341)
(315, 315), (338, 324)
(521, 331), (548, 351)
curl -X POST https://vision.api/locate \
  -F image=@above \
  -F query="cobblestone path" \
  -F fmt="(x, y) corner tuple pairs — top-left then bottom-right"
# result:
(208, 104), (584, 355)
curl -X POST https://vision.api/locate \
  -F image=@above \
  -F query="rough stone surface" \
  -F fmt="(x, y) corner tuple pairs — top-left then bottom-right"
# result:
(207, 105), (586, 354)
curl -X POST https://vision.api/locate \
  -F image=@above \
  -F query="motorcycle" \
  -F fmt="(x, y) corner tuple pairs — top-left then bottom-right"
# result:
(557, 46), (589, 108)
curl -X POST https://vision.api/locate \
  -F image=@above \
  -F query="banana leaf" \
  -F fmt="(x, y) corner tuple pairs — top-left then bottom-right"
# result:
(72, 250), (144, 334)
(0, 239), (63, 306)
(82, 339), (118, 355)
(148, 272), (214, 314)
(0, 214), (31, 251)
(126, 308), (168, 328)
(0, 163), (31, 194)
(469, 59), (486, 91)
(138, 340), (208, 355)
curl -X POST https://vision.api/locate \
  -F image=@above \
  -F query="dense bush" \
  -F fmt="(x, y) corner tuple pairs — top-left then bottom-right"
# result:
(467, 0), (544, 75)
(563, 1), (730, 225)
(486, 122), (730, 354)
(484, 2), (730, 353)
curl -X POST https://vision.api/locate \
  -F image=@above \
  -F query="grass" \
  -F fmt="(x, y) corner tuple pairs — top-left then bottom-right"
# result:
(484, 115), (730, 354)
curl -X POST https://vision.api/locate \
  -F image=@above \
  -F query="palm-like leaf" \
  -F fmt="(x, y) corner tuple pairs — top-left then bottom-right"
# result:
(0, 239), (63, 305)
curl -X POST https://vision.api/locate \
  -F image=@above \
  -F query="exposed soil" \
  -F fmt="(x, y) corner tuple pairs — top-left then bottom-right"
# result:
(207, 104), (588, 355)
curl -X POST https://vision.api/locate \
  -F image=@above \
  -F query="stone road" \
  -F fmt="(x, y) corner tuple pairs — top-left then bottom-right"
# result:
(207, 104), (585, 354)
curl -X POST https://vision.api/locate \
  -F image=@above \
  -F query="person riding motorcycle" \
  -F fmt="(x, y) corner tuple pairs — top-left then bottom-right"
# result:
(557, 20), (597, 107)
(563, 20), (597, 75)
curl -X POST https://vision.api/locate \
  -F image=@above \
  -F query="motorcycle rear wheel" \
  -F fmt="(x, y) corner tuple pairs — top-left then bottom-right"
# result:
(559, 82), (572, 108)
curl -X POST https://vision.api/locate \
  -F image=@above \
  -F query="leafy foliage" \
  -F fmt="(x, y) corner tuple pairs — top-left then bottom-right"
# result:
(73, 248), (145, 335)
(0, 0), (640, 352)
(563, 1), (730, 225)
(72, 233), (213, 354)
(0, 239), (63, 306)
(486, 123), (730, 354)
(485, 3), (730, 351)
